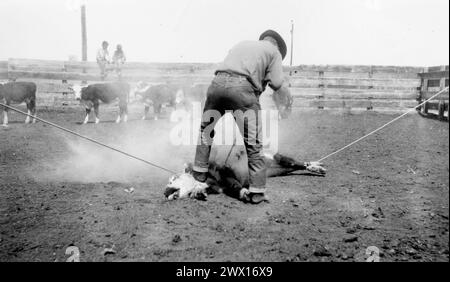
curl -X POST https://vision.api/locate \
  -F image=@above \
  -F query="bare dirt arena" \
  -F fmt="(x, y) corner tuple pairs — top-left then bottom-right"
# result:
(0, 104), (448, 262)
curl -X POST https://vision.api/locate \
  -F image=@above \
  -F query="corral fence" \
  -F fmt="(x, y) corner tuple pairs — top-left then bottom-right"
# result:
(417, 65), (449, 120)
(0, 58), (445, 115)
(0, 58), (217, 107)
(283, 65), (422, 112)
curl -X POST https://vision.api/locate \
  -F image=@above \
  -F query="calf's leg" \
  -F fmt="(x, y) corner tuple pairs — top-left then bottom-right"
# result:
(93, 102), (100, 124)
(30, 99), (37, 123)
(153, 103), (162, 120)
(24, 108), (30, 124)
(120, 102), (128, 123)
(143, 104), (150, 120)
(81, 100), (94, 124)
(2, 105), (8, 126)
(264, 153), (307, 177)
(25, 99), (36, 124)
(83, 108), (90, 124)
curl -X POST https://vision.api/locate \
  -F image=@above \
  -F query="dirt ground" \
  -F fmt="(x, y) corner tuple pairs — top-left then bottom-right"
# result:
(0, 104), (448, 262)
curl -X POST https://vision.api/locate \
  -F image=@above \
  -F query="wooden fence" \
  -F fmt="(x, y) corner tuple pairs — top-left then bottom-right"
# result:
(0, 58), (425, 112)
(282, 65), (421, 111)
(417, 65), (449, 120)
(0, 58), (219, 106)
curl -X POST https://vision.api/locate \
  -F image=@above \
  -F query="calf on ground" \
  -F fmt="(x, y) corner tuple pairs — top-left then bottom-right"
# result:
(164, 145), (326, 202)
(71, 82), (130, 124)
(0, 81), (37, 126)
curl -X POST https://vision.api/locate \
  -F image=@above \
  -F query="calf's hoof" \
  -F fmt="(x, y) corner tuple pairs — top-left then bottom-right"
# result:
(239, 189), (251, 202)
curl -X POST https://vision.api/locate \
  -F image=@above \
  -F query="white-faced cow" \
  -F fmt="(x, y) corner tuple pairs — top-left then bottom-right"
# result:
(0, 81), (37, 127)
(71, 82), (130, 124)
(132, 82), (180, 120)
(164, 145), (326, 202)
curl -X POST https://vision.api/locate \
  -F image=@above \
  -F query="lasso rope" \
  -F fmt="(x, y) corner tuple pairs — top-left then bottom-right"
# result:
(0, 103), (177, 174)
(316, 87), (449, 162)
(1, 87), (447, 173)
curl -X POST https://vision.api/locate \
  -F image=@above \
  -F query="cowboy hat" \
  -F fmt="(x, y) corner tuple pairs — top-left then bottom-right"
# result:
(259, 30), (287, 60)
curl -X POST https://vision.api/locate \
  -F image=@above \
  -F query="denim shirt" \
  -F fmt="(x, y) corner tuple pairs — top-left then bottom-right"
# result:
(215, 40), (285, 93)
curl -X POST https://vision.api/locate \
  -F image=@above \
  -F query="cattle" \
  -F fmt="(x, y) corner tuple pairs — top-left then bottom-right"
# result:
(71, 82), (130, 124)
(0, 81), (37, 126)
(164, 145), (326, 202)
(132, 82), (180, 120)
(176, 83), (208, 113)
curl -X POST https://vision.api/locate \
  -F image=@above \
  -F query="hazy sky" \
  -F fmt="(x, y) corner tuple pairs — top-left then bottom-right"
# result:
(0, 0), (448, 66)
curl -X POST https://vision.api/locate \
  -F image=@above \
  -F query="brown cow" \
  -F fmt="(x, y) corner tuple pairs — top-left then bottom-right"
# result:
(70, 82), (130, 124)
(132, 82), (180, 120)
(0, 82), (37, 127)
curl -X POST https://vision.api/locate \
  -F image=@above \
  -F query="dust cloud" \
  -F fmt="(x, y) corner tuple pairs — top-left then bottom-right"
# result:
(44, 120), (194, 183)
(30, 88), (281, 184)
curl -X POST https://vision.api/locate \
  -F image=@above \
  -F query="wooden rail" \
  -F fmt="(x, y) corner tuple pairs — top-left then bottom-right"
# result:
(0, 58), (425, 112)
(281, 64), (421, 112)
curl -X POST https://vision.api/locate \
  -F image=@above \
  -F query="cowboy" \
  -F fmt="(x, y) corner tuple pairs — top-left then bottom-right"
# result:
(191, 30), (291, 204)
(96, 41), (110, 80)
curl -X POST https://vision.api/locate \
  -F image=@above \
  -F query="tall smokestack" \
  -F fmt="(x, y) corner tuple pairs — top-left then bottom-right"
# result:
(81, 4), (87, 64)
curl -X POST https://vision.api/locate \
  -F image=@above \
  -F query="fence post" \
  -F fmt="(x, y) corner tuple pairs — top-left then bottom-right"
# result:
(318, 70), (325, 109)
(421, 67), (429, 114)
(440, 65), (446, 90)
(61, 63), (68, 106)
(438, 101), (445, 120)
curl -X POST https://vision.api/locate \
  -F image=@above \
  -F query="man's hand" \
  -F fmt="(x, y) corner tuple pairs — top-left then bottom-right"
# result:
(272, 85), (293, 119)
(305, 161), (326, 175)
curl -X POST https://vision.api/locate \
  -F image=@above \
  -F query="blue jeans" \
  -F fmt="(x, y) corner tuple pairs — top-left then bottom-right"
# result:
(194, 73), (266, 193)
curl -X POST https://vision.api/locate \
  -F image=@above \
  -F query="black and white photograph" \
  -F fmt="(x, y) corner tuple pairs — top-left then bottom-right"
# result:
(0, 0), (448, 267)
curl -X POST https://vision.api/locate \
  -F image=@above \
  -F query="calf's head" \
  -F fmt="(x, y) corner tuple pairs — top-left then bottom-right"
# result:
(164, 172), (208, 201)
(131, 81), (150, 102)
(69, 84), (85, 101)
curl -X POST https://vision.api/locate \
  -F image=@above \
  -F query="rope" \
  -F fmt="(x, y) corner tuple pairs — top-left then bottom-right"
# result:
(224, 135), (237, 166)
(316, 87), (449, 162)
(0, 103), (177, 174)
(1, 86), (447, 173)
